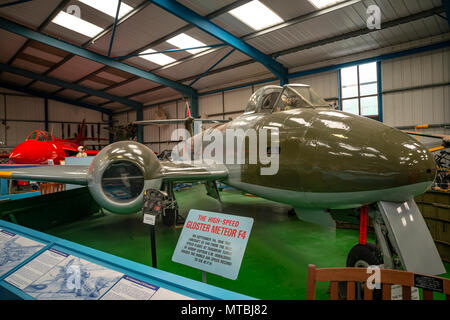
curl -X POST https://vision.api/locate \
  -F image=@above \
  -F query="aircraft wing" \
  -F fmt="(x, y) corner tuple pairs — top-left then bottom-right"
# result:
(403, 130), (450, 150)
(0, 161), (228, 185)
(0, 165), (89, 185)
(157, 161), (228, 182)
(134, 118), (230, 125)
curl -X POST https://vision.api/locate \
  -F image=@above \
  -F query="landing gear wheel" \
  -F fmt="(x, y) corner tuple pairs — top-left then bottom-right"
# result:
(162, 209), (176, 226)
(338, 243), (383, 300)
(287, 208), (296, 217)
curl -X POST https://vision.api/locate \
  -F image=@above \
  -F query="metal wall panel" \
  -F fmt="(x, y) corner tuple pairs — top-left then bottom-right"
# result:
(199, 92), (222, 118)
(381, 48), (450, 146)
(7, 121), (45, 146)
(159, 102), (178, 153)
(5, 95), (44, 120)
(112, 113), (128, 126)
(143, 107), (160, 146)
(290, 71), (339, 100)
(382, 48), (449, 127)
(3, 93), (45, 145)
(48, 101), (104, 123)
(224, 87), (253, 113)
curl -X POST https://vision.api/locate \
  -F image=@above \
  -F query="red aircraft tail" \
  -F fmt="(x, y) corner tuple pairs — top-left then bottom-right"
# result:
(74, 119), (86, 145)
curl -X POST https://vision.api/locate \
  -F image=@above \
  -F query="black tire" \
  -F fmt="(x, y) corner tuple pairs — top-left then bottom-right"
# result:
(162, 209), (176, 226)
(338, 243), (383, 300)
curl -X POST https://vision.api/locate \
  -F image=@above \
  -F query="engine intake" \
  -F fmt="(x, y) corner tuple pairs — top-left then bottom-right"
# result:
(87, 141), (162, 214)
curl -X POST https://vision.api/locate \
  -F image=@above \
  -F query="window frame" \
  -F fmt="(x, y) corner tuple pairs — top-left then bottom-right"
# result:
(339, 62), (379, 120)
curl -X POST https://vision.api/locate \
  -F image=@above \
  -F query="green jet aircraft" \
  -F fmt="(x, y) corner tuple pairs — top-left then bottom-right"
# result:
(1, 84), (443, 277)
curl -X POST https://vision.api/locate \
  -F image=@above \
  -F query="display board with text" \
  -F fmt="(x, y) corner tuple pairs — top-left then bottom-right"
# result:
(0, 221), (254, 300)
(172, 209), (253, 280)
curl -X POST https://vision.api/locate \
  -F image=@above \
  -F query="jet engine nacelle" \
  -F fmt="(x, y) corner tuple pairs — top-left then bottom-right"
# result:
(87, 141), (162, 214)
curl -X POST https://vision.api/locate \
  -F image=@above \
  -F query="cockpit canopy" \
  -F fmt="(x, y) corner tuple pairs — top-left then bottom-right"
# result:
(244, 84), (330, 114)
(26, 130), (54, 142)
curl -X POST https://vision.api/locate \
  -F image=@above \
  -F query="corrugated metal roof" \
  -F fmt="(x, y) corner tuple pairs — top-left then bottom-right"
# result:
(0, 29), (27, 64)
(47, 56), (104, 82)
(106, 78), (159, 96)
(0, 0), (61, 29)
(89, 4), (187, 57)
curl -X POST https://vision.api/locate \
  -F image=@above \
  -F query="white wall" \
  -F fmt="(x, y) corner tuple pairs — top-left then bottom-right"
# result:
(381, 47), (450, 146)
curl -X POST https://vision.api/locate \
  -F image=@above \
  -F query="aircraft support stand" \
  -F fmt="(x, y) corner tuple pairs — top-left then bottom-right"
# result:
(369, 199), (445, 275)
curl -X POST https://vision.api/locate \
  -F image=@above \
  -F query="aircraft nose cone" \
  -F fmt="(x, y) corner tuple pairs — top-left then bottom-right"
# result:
(291, 109), (437, 197)
(380, 128), (436, 187)
(9, 144), (29, 164)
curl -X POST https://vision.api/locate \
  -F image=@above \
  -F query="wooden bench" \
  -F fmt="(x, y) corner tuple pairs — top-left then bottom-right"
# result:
(307, 264), (450, 300)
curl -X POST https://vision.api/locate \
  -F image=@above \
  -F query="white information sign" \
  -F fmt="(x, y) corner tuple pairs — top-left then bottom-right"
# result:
(172, 209), (253, 280)
(143, 214), (156, 226)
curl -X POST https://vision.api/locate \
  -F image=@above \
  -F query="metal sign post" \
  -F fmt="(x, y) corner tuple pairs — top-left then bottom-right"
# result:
(143, 212), (157, 268)
(143, 189), (169, 269)
(202, 271), (207, 284)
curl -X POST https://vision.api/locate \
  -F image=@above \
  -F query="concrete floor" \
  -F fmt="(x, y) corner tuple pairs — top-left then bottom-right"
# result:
(45, 184), (450, 300)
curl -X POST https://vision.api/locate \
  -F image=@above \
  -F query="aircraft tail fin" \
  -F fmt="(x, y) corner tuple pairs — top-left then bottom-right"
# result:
(74, 119), (86, 145)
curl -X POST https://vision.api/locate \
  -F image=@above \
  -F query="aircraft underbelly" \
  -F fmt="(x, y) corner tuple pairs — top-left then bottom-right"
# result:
(223, 179), (431, 210)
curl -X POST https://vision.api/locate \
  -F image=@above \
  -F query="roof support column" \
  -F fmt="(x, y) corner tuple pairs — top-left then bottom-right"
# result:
(136, 108), (144, 143)
(443, 0), (450, 27)
(44, 98), (49, 131)
(189, 94), (198, 119)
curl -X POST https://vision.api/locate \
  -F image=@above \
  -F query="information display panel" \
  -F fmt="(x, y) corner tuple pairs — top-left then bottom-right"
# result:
(172, 210), (253, 280)
(0, 229), (45, 277)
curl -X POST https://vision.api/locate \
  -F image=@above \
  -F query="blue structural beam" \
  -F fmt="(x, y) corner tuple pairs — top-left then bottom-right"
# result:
(377, 61), (383, 122)
(288, 41), (450, 79)
(189, 49), (236, 87)
(0, 81), (113, 115)
(107, 0), (122, 57)
(136, 108), (143, 143)
(0, 179), (7, 196)
(0, 17), (196, 98)
(113, 43), (226, 60)
(0, 63), (142, 110)
(44, 98), (48, 131)
(443, 0), (450, 27)
(148, 0), (288, 83)
(0, 0), (33, 8)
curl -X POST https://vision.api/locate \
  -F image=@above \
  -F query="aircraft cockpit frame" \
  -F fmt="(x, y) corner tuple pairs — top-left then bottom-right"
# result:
(244, 84), (331, 115)
(26, 130), (55, 142)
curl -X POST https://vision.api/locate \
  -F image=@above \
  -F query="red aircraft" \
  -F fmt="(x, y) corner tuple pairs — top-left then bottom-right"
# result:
(0, 120), (103, 165)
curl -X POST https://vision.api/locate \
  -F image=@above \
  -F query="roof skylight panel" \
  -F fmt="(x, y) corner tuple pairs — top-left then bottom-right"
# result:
(228, 0), (283, 31)
(166, 33), (208, 55)
(51, 11), (104, 38)
(139, 48), (176, 66)
(307, 0), (346, 9)
(78, 0), (134, 19)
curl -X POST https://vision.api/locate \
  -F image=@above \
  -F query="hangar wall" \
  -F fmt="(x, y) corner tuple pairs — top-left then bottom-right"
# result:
(0, 88), (110, 148)
(381, 47), (450, 145)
